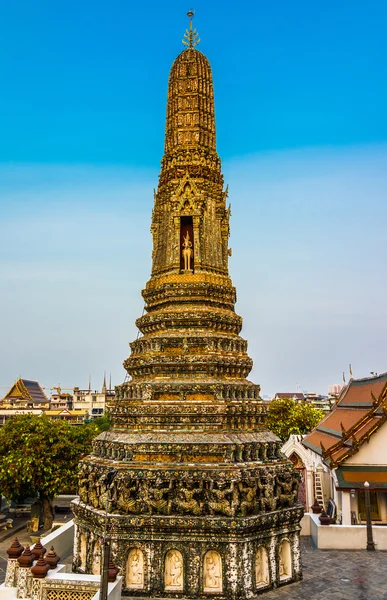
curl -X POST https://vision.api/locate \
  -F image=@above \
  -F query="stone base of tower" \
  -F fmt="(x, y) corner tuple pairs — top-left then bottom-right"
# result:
(72, 501), (303, 599)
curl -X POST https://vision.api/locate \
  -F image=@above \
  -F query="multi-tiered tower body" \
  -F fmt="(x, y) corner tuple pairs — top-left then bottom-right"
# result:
(73, 19), (303, 599)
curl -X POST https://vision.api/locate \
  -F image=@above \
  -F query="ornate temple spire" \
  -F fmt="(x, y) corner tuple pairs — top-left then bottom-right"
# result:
(163, 14), (216, 157)
(74, 17), (303, 597)
(150, 15), (226, 277)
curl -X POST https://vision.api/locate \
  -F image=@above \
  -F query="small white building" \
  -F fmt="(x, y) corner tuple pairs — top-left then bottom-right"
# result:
(282, 373), (387, 549)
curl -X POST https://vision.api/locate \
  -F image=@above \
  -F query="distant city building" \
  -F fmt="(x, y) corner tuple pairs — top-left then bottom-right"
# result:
(328, 384), (344, 397)
(0, 376), (113, 425)
(273, 391), (331, 412)
(274, 392), (305, 402)
(45, 408), (87, 425)
(304, 392), (331, 412)
(72, 375), (114, 419)
(50, 388), (74, 410)
(0, 408), (43, 426)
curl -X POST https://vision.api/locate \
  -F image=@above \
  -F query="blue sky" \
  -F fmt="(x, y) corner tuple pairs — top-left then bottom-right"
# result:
(1, 1), (387, 396)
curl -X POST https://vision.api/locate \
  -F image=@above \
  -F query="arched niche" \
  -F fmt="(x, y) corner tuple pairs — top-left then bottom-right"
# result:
(203, 551), (222, 593)
(279, 539), (292, 581)
(255, 546), (270, 587)
(92, 542), (101, 575)
(164, 549), (184, 591)
(80, 534), (87, 571)
(289, 452), (307, 508)
(126, 548), (144, 589)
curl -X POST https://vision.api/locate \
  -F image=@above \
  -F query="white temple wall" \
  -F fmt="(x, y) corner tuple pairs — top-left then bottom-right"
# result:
(346, 424), (387, 465)
(37, 520), (74, 559)
(307, 512), (387, 549)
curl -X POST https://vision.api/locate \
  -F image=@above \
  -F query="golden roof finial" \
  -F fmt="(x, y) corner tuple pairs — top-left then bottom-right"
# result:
(182, 9), (200, 48)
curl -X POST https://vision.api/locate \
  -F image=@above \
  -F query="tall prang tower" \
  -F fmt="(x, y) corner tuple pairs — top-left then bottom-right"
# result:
(73, 14), (303, 598)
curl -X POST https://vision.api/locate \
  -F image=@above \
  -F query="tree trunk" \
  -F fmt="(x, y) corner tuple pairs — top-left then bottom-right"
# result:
(41, 495), (55, 531)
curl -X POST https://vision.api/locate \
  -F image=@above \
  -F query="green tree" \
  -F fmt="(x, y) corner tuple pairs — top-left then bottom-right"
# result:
(93, 414), (110, 432)
(0, 414), (99, 530)
(266, 398), (324, 442)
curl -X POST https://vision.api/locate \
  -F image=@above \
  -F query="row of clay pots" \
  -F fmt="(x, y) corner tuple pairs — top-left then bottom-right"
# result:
(310, 498), (333, 525)
(7, 537), (119, 582)
(7, 538), (60, 577)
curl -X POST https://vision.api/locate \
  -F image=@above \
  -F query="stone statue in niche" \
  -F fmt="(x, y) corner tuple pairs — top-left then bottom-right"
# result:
(80, 534), (87, 571)
(127, 548), (144, 589)
(203, 551), (222, 592)
(279, 554), (285, 577)
(182, 231), (193, 271)
(279, 540), (292, 580)
(256, 546), (269, 586)
(92, 542), (101, 575)
(165, 550), (183, 590)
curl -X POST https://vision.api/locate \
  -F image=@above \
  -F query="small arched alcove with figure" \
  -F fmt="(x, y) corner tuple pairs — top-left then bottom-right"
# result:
(180, 216), (194, 272)
(255, 546), (270, 588)
(164, 549), (184, 591)
(126, 548), (145, 590)
(79, 533), (87, 572)
(203, 550), (223, 593)
(279, 539), (292, 581)
(92, 541), (101, 575)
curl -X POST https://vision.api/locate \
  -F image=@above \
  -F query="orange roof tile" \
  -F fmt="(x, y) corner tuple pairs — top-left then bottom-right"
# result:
(303, 373), (387, 466)
(318, 408), (369, 434)
(339, 379), (386, 405)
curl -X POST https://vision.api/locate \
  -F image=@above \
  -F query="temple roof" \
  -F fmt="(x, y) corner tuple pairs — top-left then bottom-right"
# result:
(2, 378), (48, 404)
(302, 373), (387, 467)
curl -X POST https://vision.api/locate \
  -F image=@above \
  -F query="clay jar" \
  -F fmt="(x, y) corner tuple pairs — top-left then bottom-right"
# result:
(319, 510), (331, 525)
(311, 498), (322, 514)
(6, 538), (24, 559)
(31, 539), (47, 561)
(45, 547), (60, 570)
(17, 546), (34, 568)
(31, 555), (49, 578)
(107, 559), (119, 583)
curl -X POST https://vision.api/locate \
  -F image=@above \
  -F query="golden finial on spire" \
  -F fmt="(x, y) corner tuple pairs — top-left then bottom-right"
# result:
(182, 9), (200, 48)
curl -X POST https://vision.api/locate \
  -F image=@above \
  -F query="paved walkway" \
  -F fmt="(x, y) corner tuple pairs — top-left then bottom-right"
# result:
(0, 535), (386, 598)
(264, 537), (387, 600)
